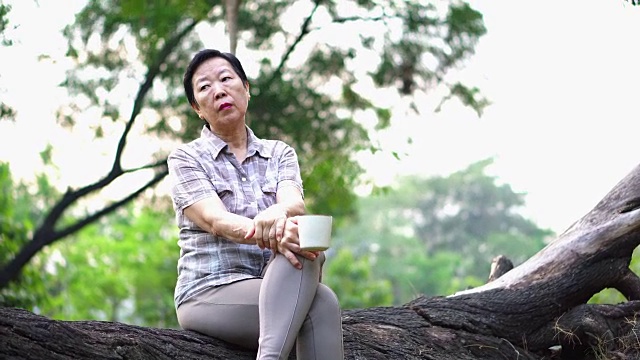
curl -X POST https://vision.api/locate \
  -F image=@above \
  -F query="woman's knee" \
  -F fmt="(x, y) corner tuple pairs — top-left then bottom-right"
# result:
(316, 284), (341, 312)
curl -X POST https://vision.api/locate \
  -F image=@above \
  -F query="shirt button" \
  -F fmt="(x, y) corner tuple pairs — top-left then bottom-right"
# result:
(241, 177), (247, 181)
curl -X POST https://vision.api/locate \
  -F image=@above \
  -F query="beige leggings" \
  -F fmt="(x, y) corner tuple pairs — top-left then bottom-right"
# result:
(176, 253), (344, 360)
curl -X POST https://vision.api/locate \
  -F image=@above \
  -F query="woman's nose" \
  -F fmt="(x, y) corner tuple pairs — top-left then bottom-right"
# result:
(214, 85), (227, 99)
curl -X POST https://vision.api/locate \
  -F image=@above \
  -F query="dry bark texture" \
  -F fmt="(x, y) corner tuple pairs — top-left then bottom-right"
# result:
(2, 164), (640, 359)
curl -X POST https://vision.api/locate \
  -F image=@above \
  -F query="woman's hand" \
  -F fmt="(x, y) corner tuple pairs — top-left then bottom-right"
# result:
(277, 217), (320, 269)
(251, 204), (287, 250)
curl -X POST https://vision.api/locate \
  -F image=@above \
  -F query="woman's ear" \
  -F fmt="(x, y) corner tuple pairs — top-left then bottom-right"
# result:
(191, 102), (202, 118)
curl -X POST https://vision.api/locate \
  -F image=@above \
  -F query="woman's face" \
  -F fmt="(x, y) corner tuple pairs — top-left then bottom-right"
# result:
(191, 57), (250, 130)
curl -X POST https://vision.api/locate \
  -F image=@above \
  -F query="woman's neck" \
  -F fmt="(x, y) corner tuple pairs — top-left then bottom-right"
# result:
(211, 123), (248, 162)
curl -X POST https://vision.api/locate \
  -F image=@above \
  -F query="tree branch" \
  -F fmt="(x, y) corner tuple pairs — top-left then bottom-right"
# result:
(270, 0), (320, 82)
(225, 0), (241, 54)
(123, 158), (170, 174)
(487, 255), (513, 283)
(113, 19), (197, 174)
(0, 16), (201, 289)
(615, 269), (640, 300)
(55, 168), (169, 240)
(330, 15), (390, 24)
(0, 164), (168, 289)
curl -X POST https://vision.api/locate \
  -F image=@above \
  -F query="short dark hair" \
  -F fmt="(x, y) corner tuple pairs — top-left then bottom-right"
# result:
(183, 49), (249, 108)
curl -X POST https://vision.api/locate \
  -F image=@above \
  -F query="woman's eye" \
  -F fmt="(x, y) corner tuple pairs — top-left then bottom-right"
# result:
(222, 76), (231, 82)
(200, 84), (210, 91)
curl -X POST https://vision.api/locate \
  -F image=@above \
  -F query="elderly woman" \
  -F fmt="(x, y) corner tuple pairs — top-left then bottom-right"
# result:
(167, 49), (344, 359)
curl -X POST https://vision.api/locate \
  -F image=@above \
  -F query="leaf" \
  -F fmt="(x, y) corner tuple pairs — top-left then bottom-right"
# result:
(39, 145), (54, 166)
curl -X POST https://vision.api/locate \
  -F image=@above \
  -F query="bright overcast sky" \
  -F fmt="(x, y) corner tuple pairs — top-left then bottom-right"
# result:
(360, 0), (640, 234)
(0, 0), (639, 235)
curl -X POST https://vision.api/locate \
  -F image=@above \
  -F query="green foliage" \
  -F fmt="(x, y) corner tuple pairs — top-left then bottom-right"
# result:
(1, 0), (490, 316)
(368, 1), (488, 113)
(0, 163), (48, 308)
(410, 159), (553, 280)
(0, 103), (15, 121)
(589, 287), (625, 305)
(39, 202), (178, 327)
(248, 67), (370, 218)
(436, 83), (491, 116)
(0, 1), (12, 46)
(328, 193), (481, 306)
(237, 1), (291, 49)
(327, 158), (552, 307)
(58, 0), (487, 220)
(0, 160), (177, 325)
(323, 248), (393, 309)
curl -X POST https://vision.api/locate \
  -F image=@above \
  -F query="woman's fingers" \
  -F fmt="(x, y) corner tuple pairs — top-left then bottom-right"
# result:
(282, 248), (302, 269)
(299, 250), (318, 260)
(245, 224), (256, 240)
(253, 218), (281, 249)
(267, 224), (278, 250)
(278, 237), (317, 262)
(276, 219), (318, 268)
(289, 244), (317, 261)
(275, 216), (286, 241)
(261, 221), (270, 244)
(245, 225), (265, 249)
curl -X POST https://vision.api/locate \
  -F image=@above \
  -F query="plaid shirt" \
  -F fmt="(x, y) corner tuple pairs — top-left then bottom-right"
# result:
(168, 125), (304, 307)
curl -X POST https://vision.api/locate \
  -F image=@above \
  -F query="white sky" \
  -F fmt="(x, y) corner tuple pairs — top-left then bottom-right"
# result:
(360, 0), (640, 233)
(0, 0), (639, 235)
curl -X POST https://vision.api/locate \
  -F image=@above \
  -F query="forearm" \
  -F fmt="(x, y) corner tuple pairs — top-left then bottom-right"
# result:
(274, 184), (306, 217)
(206, 211), (255, 244)
(184, 199), (255, 244)
(276, 198), (306, 217)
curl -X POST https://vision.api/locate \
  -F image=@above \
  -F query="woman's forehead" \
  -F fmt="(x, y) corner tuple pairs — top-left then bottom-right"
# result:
(194, 57), (234, 79)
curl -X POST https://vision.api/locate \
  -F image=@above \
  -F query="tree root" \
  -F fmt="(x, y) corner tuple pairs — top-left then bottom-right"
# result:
(554, 301), (640, 359)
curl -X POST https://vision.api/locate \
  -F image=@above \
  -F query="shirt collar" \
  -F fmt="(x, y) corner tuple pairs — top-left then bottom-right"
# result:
(200, 125), (271, 159)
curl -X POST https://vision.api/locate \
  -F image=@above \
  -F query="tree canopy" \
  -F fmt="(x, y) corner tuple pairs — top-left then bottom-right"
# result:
(0, 0), (488, 289)
(328, 159), (552, 306)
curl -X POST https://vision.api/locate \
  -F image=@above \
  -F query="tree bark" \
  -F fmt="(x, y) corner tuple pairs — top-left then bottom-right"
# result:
(225, 0), (241, 54)
(2, 163), (640, 359)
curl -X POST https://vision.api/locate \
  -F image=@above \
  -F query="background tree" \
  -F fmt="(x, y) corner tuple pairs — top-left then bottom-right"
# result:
(0, 0), (488, 291)
(0, 161), (54, 309)
(323, 248), (394, 309)
(329, 158), (553, 306)
(410, 159), (552, 280)
(39, 202), (178, 328)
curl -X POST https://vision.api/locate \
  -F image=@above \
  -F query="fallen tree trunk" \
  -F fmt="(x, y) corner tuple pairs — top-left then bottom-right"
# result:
(2, 163), (640, 359)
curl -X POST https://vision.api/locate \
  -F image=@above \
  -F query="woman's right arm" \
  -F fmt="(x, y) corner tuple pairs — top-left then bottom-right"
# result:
(169, 148), (256, 244)
(184, 196), (256, 245)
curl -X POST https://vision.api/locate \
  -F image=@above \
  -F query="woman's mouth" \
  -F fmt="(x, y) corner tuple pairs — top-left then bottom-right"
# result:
(218, 103), (232, 111)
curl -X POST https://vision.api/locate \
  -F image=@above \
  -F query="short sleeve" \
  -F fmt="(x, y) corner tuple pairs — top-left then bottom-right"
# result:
(167, 147), (218, 213)
(277, 143), (304, 196)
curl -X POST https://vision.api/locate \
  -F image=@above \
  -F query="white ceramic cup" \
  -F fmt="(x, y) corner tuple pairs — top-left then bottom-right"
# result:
(297, 215), (332, 251)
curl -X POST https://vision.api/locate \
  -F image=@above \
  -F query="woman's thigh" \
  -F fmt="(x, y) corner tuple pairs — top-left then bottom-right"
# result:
(177, 278), (262, 349)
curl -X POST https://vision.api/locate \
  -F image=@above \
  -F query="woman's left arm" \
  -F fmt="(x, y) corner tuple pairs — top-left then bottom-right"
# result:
(253, 185), (305, 250)
(276, 185), (305, 216)
(252, 142), (305, 250)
